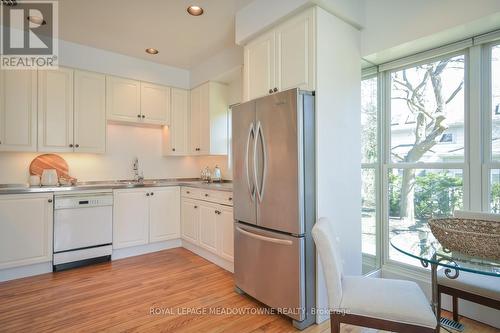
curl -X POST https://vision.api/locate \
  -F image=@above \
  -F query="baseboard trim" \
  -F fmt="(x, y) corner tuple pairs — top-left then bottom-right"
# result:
(0, 262), (52, 282)
(181, 240), (234, 273)
(112, 239), (182, 260)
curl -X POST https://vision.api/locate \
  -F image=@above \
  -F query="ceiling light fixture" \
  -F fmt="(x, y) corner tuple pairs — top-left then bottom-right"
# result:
(145, 48), (159, 55)
(27, 15), (46, 25)
(187, 5), (203, 16)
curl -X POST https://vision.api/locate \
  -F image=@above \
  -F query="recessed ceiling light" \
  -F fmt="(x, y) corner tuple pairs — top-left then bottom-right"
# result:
(145, 48), (159, 55)
(187, 5), (203, 16)
(27, 16), (46, 25)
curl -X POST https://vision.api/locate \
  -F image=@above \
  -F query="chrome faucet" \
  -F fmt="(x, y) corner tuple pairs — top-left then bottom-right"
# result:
(132, 157), (144, 183)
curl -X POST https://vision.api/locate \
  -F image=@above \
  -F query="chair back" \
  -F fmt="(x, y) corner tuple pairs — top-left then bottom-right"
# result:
(454, 210), (500, 222)
(312, 217), (343, 309)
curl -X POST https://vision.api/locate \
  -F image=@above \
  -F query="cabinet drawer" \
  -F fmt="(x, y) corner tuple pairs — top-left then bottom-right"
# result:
(181, 187), (202, 200)
(182, 187), (233, 206)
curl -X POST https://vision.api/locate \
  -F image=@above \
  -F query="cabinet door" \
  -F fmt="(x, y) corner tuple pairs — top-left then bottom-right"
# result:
(190, 86), (201, 154)
(0, 193), (53, 269)
(181, 199), (200, 244)
(276, 10), (315, 92)
(106, 76), (141, 123)
(38, 68), (74, 152)
(217, 206), (234, 262)
(198, 202), (218, 254)
(74, 70), (106, 153)
(140, 82), (170, 125)
(163, 88), (189, 156)
(113, 189), (149, 249)
(198, 83), (210, 154)
(0, 70), (37, 152)
(149, 187), (180, 243)
(244, 30), (275, 102)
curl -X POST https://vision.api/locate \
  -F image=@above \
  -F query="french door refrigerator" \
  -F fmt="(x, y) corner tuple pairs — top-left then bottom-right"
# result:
(232, 88), (316, 330)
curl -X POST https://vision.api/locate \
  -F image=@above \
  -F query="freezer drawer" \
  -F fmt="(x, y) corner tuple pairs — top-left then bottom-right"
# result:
(234, 222), (305, 321)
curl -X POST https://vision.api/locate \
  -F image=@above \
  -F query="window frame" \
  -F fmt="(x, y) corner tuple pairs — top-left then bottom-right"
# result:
(482, 41), (500, 211)
(361, 71), (383, 273)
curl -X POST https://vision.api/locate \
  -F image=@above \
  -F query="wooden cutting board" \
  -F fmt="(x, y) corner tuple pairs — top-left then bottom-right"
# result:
(29, 154), (72, 179)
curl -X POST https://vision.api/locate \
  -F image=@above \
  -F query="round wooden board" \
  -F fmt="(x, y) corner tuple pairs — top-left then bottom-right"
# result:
(29, 154), (70, 179)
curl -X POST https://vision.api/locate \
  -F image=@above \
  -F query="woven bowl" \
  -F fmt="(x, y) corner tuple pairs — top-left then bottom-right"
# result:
(428, 218), (500, 260)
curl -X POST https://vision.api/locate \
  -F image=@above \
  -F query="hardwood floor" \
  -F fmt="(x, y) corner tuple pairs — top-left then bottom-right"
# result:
(0, 248), (497, 333)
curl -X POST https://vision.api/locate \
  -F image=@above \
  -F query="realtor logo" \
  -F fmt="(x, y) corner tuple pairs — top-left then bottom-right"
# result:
(0, 0), (58, 69)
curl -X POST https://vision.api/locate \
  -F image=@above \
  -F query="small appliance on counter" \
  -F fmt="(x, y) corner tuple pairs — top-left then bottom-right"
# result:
(212, 165), (222, 182)
(41, 169), (58, 186)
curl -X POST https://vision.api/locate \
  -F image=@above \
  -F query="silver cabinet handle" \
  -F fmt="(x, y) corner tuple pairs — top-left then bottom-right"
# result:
(236, 226), (292, 245)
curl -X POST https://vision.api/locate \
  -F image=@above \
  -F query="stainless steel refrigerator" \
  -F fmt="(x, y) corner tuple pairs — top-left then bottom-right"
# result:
(232, 88), (316, 330)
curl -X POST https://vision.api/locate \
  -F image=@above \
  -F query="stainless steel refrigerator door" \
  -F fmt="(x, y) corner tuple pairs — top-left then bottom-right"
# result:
(234, 222), (305, 321)
(255, 89), (303, 235)
(232, 101), (257, 225)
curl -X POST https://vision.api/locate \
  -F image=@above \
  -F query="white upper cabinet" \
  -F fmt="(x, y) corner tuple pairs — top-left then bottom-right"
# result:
(140, 82), (171, 125)
(276, 9), (315, 92)
(0, 193), (53, 270)
(190, 81), (228, 155)
(37, 67), (74, 152)
(0, 70), (37, 152)
(74, 70), (106, 153)
(149, 187), (180, 242)
(106, 76), (141, 123)
(163, 88), (189, 156)
(244, 30), (276, 102)
(107, 76), (172, 126)
(243, 8), (315, 102)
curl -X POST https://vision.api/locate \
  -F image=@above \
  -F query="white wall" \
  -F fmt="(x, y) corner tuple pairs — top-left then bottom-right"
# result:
(0, 124), (203, 184)
(315, 6), (361, 322)
(190, 46), (243, 88)
(59, 39), (190, 89)
(235, 0), (364, 44)
(361, 0), (500, 63)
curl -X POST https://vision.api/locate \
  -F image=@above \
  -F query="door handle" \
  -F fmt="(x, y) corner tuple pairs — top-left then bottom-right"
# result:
(253, 121), (267, 203)
(245, 122), (256, 201)
(236, 226), (293, 245)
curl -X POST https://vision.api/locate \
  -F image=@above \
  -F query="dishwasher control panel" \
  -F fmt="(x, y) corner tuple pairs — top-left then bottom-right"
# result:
(54, 193), (113, 209)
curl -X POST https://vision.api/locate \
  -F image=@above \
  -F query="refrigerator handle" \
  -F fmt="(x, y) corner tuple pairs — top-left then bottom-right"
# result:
(235, 226), (293, 245)
(245, 122), (256, 201)
(254, 121), (267, 203)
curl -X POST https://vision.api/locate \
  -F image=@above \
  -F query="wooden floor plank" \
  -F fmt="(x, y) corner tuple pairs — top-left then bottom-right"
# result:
(0, 248), (497, 333)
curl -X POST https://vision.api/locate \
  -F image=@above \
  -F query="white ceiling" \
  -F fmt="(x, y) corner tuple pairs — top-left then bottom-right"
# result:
(58, 0), (253, 69)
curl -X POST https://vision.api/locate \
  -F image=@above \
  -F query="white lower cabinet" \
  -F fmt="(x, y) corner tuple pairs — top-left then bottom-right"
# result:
(181, 191), (234, 263)
(198, 202), (218, 254)
(149, 187), (180, 242)
(218, 206), (234, 261)
(181, 199), (200, 244)
(113, 189), (149, 249)
(113, 187), (180, 249)
(0, 193), (53, 270)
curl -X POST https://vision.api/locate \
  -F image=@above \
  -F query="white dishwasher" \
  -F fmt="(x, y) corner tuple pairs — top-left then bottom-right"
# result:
(53, 191), (113, 271)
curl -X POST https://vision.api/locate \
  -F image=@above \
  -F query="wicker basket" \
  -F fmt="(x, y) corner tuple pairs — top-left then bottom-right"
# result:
(428, 218), (500, 260)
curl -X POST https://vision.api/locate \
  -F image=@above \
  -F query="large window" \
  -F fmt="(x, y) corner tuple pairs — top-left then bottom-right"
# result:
(388, 54), (465, 267)
(361, 36), (500, 272)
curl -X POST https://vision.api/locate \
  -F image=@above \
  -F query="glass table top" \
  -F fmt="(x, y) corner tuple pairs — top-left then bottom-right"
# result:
(390, 231), (500, 277)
